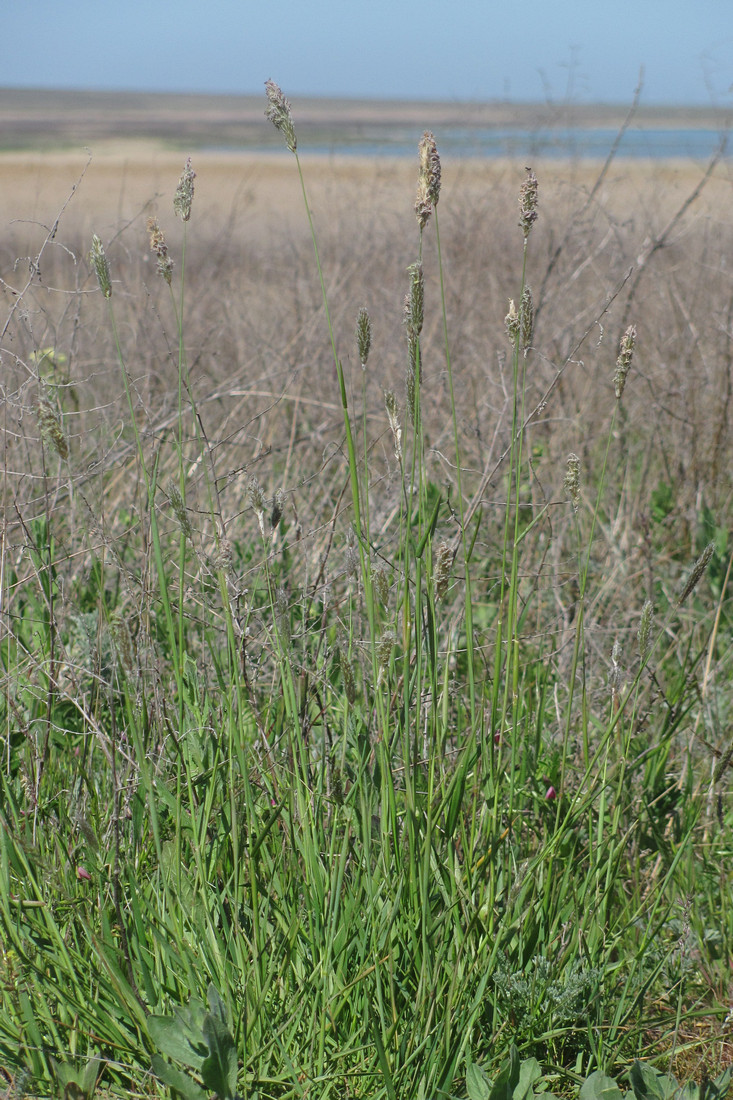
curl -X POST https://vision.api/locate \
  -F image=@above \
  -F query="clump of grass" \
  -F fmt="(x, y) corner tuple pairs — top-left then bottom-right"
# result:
(0, 84), (731, 1100)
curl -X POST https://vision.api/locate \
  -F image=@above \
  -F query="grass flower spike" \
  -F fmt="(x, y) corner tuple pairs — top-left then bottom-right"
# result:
(677, 542), (714, 606)
(519, 285), (534, 351)
(637, 599), (654, 659)
(90, 234), (112, 298)
(147, 217), (174, 284)
(614, 324), (637, 398)
(173, 157), (196, 221)
(356, 307), (372, 369)
(505, 299), (519, 342)
(265, 80), (297, 153)
(564, 453), (581, 513)
(36, 388), (69, 460)
(415, 130), (441, 228)
(519, 166), (539, 240)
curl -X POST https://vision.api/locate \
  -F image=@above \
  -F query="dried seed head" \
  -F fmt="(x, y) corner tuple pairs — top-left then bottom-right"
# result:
(377, 629), (396, 674)
(90, 234), (112, 298)
(614, 324), (637, 398)
(248, 476), (266, 536)
(415, 130), (441, 228)
(564, 453), (581, 514)
(403, 262), (424, 402)
(213, 537), (233, 575)
(519, 285), (533, 352)
(403, 262), (424, 342)
(173, 157), (196, 222)
(677, 542), (714, 606)
(168, 481), (193, 541)
(270, 488), (286, 530)
(504, 299), (520, 342)
(518, 167), (539, 240)
(147, 217), (174, 285)
(372, 565), (390, 605)
(265, 79), (297, 153)
(435, 542), (453, 601)
(638, 599), (654, 659)
(384, 389), (402, 462)
(356, 307), (372, 369)
(36, 388), (68, 460)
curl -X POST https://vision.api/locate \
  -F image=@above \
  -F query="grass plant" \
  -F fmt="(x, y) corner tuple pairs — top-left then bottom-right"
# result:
(0, 85), (732, 1098)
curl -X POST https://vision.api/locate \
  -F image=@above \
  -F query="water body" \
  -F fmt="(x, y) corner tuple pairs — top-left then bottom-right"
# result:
(229, 127), (729, 160)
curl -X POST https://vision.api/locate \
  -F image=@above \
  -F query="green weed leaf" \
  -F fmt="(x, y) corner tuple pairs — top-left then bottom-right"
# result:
(515, 1057), (543, 1100)
(151, 1054), (208, 1100)
(630, 1060), (679, 1100)
(487, 1045), (522, 1100)
(148, 1006), (208, 1069)
(580, 1071), (627, 1100)
(201, 1013), (238, 1099)
(466, 1058), (491, 1100)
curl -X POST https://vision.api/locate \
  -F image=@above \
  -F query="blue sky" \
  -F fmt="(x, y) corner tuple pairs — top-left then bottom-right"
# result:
(5, 0), (732, 106)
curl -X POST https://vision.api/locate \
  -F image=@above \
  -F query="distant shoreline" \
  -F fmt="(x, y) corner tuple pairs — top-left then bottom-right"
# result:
(1, 87), (729, 155)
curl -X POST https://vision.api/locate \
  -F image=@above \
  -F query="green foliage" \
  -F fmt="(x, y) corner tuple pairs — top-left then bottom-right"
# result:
(149, 985), (240, 1100)
(466, 1051), (733, 1100)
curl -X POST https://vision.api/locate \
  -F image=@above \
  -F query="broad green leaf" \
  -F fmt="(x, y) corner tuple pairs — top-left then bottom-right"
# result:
(580, 1071), (626, 1100)
(201, 1013), (238, 1099)
(151, 1055), (208, 1100)
(490, 1045), (521, 1100)
(680, 1083), (700, 1100)
(466, 1059), (491, 1100)
(206, 983), (228, 1026)
(630, 1060), (678, 1100)
(515, 1058), (543, 1100)
(148, 1013), (208, 1069)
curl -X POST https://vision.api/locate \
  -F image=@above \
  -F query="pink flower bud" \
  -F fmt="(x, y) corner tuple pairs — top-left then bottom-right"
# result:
(76, 866), (92, 882)
(545, 786), (557, 801)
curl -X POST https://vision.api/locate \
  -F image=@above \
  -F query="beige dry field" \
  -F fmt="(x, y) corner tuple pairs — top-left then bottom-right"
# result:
(2, 141), (731, 623)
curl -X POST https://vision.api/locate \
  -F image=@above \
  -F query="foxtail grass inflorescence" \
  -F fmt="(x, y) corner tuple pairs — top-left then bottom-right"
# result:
(677, 542), (715, 606)
(564, 453), (581, 514)
(518, 167), (539, 240)
(36, 388), (69, 460)
(90, 234), (112, 298)
(404, 262), (424, 418)
(356, 307), (372, 370)
(434, 542), (453, 601)
(637, 599), (654, 659)
(248, 475), (267, 537)
(415, 131), (441, 229)
(505, 299), (519, 342)
(614, 324), (637, 398)
(385, 390), (402, 462)
(265, 80), (297, 153)
(167, 481), (193, 541)
(519, 285), (534, 352)
(173, 157), (196, 222)
(147, 217), (174, 285)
